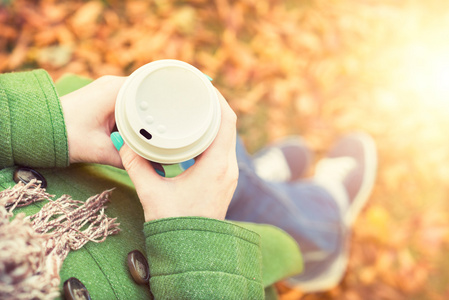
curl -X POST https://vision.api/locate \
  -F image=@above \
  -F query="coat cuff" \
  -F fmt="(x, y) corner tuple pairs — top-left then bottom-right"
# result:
(0, 70), (69, 168)
(143, 217), (264, 299)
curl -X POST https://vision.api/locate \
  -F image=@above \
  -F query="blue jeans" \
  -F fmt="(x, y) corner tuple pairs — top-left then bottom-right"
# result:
(227, 137), (348, 281)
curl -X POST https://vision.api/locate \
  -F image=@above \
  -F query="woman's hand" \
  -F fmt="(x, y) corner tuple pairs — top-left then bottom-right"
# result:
(116, 91), (238, 221)
(61, 76), (126, 168)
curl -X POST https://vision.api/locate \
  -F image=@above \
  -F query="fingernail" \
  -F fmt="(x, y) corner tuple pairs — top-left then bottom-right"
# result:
(203, 73), (213, 81)
(111, 131), (124, 151)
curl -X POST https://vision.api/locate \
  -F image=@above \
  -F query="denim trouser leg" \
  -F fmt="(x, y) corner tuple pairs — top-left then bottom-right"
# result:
(227, 137), (348, 281)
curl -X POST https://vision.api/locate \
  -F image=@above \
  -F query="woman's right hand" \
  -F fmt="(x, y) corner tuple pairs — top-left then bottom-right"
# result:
(62, 75), (127, 168)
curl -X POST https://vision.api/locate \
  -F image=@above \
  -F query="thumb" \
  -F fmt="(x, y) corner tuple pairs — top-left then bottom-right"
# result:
(98, 135), (123, 168)
(111, 132), (161, 185)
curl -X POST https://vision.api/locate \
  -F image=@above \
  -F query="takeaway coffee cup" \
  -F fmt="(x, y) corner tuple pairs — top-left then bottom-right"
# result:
(115, 59), (221, 164)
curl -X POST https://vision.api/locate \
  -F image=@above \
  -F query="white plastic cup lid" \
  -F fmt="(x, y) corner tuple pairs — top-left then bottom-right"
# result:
(115, 59), (221, 164)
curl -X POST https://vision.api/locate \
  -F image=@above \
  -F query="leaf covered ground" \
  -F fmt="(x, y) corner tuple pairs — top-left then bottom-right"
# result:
(2, 0), (449, 299)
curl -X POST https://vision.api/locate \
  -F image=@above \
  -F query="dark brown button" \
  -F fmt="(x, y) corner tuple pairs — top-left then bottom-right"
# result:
(127, 250), (150, 285)
(63, 277), (91, 300)
(13, 167), (47, 188)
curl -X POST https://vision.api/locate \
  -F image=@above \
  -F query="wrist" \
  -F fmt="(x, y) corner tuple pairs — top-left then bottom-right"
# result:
(142, 205), (226, 222)
(61, 96), (77, 164)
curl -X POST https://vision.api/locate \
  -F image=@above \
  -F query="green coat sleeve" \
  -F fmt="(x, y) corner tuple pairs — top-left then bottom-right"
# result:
(144, 217), (265, 299)
(0, 70), (69, 168)
(234, 222), (303, 287)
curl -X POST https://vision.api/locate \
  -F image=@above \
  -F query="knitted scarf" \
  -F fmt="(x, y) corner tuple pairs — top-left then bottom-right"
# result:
(0, 180), (120, 300)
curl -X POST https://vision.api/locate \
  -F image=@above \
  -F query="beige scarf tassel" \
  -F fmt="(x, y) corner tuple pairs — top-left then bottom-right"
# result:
(0, 180), (120, 300)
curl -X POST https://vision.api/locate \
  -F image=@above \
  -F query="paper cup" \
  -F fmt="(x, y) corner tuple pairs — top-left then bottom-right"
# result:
(115, 59), (221, 164)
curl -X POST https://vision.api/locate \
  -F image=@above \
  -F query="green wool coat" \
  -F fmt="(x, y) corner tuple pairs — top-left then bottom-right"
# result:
(0, 70), (303, 299)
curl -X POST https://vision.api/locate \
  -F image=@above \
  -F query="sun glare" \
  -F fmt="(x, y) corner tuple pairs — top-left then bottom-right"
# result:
(392, 44), (449, 109)
(431, 58), (449, 99)
(390, 14), (449, 109)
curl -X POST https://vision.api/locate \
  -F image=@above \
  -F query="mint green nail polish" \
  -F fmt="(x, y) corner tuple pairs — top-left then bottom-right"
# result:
(111, 132), (124, 151)
(203, 73), (213, 81)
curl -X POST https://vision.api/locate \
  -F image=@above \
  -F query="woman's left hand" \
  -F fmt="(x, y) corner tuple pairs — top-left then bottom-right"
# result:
(117, 90), (238, 221)
(61, 75), (126, 168)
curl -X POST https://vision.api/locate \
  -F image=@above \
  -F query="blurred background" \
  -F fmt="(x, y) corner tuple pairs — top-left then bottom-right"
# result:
(2, 0), (449, 299)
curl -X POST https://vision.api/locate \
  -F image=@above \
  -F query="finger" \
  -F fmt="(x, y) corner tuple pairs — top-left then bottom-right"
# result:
(97, 135), (124, 169)
(195, 90), (237, 168)
(119, 144), (162, 187)
(94, 75), (127, 104)
(111, 132), (162, 185)
(97, 76), (127, 121)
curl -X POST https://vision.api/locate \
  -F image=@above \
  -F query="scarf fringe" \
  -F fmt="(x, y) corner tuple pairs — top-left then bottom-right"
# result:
(0, 180), (120, 300)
